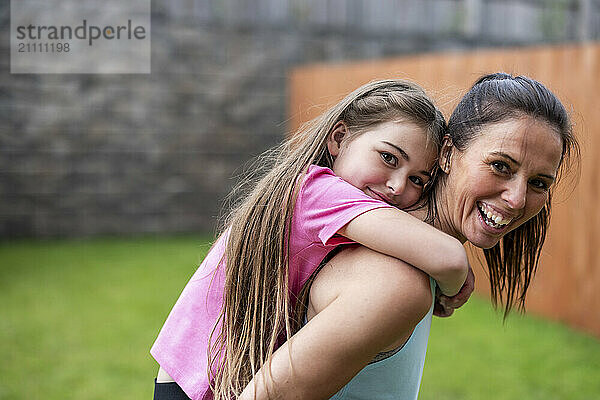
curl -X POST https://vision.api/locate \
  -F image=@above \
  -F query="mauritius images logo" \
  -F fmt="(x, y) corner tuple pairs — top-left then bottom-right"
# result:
(11, 0), (151, 73)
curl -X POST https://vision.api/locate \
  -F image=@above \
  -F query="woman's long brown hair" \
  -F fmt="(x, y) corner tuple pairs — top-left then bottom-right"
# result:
(207, 79), (446, 399)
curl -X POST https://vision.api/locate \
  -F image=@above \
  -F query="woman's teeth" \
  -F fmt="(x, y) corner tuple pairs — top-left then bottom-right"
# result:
(477, 202), (511, 228)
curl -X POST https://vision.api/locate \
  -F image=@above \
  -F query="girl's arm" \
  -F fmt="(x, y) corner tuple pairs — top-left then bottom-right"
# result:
(338, 207), (468, 296)
(238, 246), (432, 400)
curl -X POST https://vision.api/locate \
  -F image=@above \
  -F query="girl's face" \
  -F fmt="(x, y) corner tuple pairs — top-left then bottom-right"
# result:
(440, 116), (563, 249)
(327, 120), (437, 209)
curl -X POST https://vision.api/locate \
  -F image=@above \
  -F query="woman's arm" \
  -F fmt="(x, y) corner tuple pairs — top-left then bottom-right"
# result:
(239, 246), (433, 400)
(338, 207), (468, 296)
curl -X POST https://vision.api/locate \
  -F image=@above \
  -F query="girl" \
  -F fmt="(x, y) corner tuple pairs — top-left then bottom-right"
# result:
(151, 79), (470, 400)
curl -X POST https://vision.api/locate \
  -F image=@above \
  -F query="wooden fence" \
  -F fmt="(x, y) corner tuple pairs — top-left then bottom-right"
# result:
(289, 43), (600, 337)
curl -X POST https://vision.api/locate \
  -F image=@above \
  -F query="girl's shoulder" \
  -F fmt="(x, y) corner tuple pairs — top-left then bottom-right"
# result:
(307, 164), (333, 173)
(305, 164), (335, 180)
(302, 164), (349, 190)
(298, 164), (392, 213)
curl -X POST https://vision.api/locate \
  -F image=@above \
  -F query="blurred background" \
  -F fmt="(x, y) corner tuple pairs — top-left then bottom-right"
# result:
(3, 0), (600, 239)
(1, 0), (599, 399)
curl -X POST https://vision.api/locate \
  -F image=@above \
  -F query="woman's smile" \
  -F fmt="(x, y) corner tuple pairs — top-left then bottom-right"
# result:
(476, 201), (514, 234)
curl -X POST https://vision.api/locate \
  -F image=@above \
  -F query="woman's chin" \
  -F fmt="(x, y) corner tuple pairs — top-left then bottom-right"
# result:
(465, 213), (507, 249)
(465, 232), (500, 249)
(471, 238), (500, 250)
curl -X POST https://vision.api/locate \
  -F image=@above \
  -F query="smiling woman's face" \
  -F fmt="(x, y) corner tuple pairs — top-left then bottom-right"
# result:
(441, 116), (563, 249)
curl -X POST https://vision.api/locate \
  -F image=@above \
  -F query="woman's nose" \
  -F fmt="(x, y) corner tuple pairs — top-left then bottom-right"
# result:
(502, 178), (527, 210)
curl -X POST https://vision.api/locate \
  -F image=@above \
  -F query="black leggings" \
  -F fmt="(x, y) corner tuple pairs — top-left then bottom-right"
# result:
(154, 379), (192, 400)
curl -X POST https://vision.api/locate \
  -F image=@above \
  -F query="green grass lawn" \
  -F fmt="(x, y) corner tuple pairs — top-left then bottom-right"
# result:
(0, 236), (598, 399)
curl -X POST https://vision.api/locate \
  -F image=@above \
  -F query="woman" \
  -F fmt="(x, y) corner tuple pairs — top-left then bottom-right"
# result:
(239, 73), (579, 400)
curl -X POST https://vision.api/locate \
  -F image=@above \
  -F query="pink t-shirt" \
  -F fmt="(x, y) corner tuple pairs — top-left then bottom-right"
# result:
(150, 165), (395, 399)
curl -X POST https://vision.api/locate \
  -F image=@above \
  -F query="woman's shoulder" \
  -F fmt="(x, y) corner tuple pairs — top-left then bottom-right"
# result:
(303, 245), (433, 363)
(308, 245), (433, 326)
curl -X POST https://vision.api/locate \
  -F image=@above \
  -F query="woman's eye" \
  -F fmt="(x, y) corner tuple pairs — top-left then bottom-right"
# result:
(529, 179), (549, 191)
(409, 176), (424, 187)
(380, 152), (398, 166)
(491, 161), (510, 174)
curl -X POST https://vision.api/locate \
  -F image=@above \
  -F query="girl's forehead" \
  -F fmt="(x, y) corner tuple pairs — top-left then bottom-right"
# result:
(361, 122), (437, 162)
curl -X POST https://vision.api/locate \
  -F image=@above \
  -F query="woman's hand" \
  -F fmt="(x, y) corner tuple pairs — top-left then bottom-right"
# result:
(433, 266), (475, 317)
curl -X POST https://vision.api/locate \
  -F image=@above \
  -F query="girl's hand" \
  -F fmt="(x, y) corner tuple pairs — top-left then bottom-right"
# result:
(433, 266), (475, 318)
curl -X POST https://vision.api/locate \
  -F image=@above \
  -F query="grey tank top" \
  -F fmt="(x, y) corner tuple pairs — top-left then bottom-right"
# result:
(329, 276), (436, 400)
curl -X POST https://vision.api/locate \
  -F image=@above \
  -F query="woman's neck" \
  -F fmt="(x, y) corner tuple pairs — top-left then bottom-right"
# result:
(406, 189), (465, 243)
(430, 188), (467, 244)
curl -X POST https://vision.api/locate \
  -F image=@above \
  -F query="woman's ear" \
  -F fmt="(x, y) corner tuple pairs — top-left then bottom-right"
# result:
(439, 136), (453, 174)
(327, 121), (348, 157)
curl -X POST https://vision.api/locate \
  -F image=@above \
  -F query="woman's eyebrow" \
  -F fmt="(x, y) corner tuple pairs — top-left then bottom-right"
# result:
(381, 141), (409, 161)
(490, 151), (520, 165)
(539, 173), (556, 181)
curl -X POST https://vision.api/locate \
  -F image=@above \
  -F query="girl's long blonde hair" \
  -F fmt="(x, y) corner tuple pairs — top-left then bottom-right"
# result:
(208, 79), (446, 399)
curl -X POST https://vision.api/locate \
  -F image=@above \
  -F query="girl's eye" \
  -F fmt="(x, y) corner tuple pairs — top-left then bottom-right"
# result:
(529, 179), (549, 191)
(409, 176), (424, 187)
(380, 152), (398, 166)
(491, 161), (510, 174)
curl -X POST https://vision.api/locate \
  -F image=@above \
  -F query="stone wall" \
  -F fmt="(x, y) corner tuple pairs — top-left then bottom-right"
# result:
(1, 0), (598, 237)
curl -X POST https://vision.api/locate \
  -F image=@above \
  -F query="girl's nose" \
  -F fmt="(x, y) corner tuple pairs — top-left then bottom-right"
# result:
(387, 175), (407, 196)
